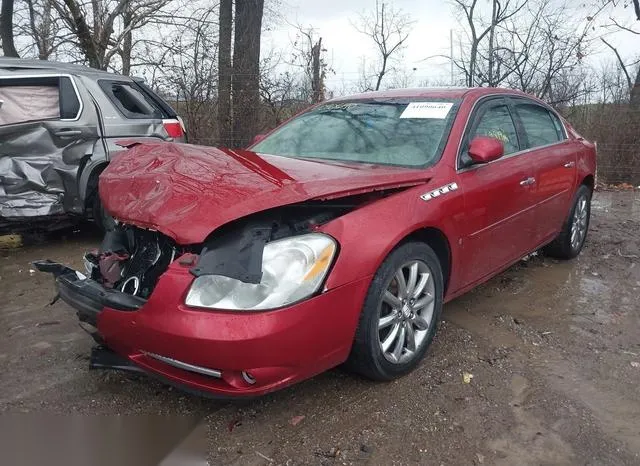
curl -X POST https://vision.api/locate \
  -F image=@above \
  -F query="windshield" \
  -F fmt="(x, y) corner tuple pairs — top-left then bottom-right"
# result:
(252, 99), (459, 167)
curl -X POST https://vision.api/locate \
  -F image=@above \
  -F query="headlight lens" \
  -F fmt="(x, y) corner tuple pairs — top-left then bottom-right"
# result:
(185, 233), (337, 310)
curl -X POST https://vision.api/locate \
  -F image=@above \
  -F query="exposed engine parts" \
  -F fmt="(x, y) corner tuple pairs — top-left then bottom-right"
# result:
(88, 189), (401, 297)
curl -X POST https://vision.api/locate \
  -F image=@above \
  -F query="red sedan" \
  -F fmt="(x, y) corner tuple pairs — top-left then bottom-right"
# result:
(36, 87), (596, 397)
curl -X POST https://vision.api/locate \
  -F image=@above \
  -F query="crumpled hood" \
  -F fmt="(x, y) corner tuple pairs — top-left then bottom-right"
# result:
(99, 142), (432, 244)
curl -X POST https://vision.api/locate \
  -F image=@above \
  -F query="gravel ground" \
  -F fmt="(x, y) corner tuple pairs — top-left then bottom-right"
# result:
(1, 190), (639, 465)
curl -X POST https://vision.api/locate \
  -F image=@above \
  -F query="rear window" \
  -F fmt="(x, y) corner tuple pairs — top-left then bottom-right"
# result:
(99, 80), (169, 119)
(0, 76), (81, 126)
(514, 103), (564, 148)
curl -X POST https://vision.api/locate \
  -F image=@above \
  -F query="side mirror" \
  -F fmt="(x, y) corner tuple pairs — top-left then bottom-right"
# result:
(468, 136), (504, 164)
(250, 133), (267, 147)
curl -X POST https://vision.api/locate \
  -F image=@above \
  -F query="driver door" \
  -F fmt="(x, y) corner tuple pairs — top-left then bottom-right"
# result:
(456, 97), (538, 287)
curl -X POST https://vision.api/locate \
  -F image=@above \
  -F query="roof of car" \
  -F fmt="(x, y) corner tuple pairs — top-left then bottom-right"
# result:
(329, 87), (528, 102)
(0, 57), (134, 80)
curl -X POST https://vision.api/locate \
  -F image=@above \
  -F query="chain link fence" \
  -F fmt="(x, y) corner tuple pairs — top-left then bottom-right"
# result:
(563, 104), (640, 186)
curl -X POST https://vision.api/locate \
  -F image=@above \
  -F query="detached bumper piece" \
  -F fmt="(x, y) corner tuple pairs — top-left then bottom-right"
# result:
(32, 260), (146, 326)
(90, 345), (142, 373)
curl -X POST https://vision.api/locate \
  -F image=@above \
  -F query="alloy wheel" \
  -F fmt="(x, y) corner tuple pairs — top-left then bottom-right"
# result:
(570, 195), (588, 250)
(377, 260), (435, 364)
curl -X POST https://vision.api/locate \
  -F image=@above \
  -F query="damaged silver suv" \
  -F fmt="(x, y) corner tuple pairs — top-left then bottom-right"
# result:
(0, 58), (186, 232)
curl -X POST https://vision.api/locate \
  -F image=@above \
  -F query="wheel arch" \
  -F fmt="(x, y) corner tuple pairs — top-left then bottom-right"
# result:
(581, 174), (594, 191)
(81, 162), (109, 212)
(398, 227), (452, 295)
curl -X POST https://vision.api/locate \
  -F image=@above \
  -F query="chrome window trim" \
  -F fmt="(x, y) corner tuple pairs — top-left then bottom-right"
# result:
(455, 93), (569, 173)
(457, 139), (573, 174)
(0, 73), (84, 122)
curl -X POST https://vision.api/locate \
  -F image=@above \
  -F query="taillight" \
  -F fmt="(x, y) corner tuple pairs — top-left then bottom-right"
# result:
(162, 119), (184, 139)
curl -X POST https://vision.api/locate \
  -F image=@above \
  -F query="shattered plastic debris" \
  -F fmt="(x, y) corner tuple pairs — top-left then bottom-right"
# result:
(631, 362), (639, 368)
(463, 372), (474, 384)
(289, 415), (305, 426)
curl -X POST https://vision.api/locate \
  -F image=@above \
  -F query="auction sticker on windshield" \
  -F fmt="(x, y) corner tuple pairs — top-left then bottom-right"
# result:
(400, 102), (453, 119)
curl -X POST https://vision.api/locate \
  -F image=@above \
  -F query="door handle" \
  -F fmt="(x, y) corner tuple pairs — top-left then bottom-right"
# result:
(563, 161), (575, 168)
(54, 129), (82, 138)
(520, 177), (536, 186)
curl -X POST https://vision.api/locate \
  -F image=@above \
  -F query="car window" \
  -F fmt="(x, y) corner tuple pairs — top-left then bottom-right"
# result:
(99, 80), (166, 119)
(471, 104), (519, 154)
(459, 103), (519, 168)
(252, 100), (460, 167)
(514, 103), (562, 148)
(0, 76), (80, 126)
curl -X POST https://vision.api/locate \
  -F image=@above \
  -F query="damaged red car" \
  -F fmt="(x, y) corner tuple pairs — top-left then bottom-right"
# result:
(36, 88), (596, 398)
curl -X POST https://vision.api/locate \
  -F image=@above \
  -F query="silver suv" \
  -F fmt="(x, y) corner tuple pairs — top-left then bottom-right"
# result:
(0, 58), (186, 231)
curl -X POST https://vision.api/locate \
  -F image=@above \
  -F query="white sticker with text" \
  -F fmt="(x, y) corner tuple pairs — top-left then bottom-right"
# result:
(399, 102), (453, 119)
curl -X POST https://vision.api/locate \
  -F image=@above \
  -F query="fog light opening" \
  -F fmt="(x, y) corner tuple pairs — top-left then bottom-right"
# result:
(242, 371), (256, 385)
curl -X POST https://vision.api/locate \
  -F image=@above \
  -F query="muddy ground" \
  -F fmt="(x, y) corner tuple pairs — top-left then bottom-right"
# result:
(1, 191), (639, 465)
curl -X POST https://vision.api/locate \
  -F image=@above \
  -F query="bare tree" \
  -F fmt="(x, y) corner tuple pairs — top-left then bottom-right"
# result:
(289, 24), (330, 103)
(452, 0), (526, 87)
(20, 0), (69, 60)
(51, 0), (172, 70)
(149, 5), (219, 144)
(600, 0), (640, 106)
(217, 0), (232, 146)
(1, 0), (20, 57)
(260, 51), (307, 128)
(231, 0), (265, 148)
(353, 0), (413, 91)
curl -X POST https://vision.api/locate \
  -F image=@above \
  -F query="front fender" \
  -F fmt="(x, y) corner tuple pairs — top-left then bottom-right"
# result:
(319, 179), (464, 292)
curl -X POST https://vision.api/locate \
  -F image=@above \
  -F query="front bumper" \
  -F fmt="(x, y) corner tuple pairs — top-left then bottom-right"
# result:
(35, 258), (370, 398)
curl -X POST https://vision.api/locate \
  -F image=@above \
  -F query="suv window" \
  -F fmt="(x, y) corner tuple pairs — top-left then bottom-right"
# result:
(0, 76), (81, 125)
(514, 103), (563, 148)
(99, 80), (167, 119)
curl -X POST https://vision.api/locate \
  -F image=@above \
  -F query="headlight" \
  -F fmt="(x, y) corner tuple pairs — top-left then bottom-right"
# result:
(185, 233), (337, 310)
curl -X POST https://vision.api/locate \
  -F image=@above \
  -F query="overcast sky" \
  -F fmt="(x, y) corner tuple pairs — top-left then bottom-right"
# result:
(264, 0), (639, 93)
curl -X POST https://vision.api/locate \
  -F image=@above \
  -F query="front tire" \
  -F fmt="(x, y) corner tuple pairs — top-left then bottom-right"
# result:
(543, 184), (591, 259)
(346, 242), (444, 381)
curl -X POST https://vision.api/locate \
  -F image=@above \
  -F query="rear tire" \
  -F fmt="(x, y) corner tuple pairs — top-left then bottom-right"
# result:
(346, 242), (444, 381)
(543, 184), (591, 259)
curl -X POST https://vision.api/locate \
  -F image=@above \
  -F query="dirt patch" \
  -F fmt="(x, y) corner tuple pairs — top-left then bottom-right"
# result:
(1, 192), (639, 465)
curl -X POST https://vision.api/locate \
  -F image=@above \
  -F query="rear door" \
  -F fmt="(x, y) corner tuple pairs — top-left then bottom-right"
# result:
(456, 97), (538, 287)
(509, 98), (576, 243)
(0, 74), (100, 219)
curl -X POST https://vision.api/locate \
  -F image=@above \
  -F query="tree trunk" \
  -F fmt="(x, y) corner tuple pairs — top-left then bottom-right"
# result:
(1, 0), (20, 57)
(217, 0), (233, 147)
(311, 37), (323, 103)
(487, 0), (498, 86)
(631, 66), (640, 109)
(231, 0), (264, 148)
(375, 55), (387, 91)
(63, 0), (101, 68)
(121, 4), (133, 76)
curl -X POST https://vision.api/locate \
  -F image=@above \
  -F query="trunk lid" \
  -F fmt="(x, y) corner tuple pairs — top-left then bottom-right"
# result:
(99, 142), (432, 244)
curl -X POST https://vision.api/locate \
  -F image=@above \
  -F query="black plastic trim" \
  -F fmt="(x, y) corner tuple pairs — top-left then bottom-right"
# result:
(33, 260), (146, 326)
